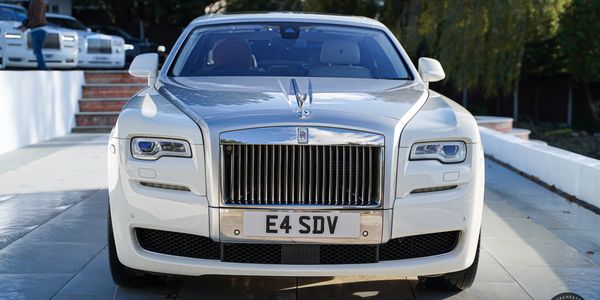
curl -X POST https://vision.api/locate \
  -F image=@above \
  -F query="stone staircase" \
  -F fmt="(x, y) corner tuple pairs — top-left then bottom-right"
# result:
(73, 71), (146, 133)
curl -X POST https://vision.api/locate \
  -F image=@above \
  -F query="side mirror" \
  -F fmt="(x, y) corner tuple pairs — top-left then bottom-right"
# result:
(129, 53), (159, 86)
(418, 57), (445, 88)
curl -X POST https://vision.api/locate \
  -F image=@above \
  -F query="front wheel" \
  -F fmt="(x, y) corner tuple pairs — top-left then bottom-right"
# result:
(418, 238), (480, 291)
(108, 209), (162, 287)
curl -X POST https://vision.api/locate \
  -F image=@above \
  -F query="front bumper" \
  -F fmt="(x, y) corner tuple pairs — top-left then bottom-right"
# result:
(78, 52), (125, 69)
(108, 136), (484, 277)
(2, 46), (77, 69)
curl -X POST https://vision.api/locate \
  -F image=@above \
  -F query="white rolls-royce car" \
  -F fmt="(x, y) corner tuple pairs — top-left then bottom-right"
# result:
(108, 13), (484, 291)
(46, 14), (125, 69)
(0, 4), (78, 69)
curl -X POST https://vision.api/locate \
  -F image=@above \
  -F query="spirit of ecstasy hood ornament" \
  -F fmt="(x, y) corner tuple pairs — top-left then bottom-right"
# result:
(289, 79), (312, 118)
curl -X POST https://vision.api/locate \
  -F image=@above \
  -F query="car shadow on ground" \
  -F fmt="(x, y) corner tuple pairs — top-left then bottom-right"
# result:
(118, 275), (462, 299)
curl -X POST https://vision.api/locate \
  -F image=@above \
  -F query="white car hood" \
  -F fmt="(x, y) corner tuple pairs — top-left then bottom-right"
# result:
(159, 77), (427, 127)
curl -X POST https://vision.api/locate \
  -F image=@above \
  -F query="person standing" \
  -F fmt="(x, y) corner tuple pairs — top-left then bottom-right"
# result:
(19, 0), (48, 70)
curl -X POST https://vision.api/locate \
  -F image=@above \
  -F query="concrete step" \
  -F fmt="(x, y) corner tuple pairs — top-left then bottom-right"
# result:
(510, 128), (531, 140)
(79, 98), (128, 112)
(71, 125), (113, 133)
(75, 112), (119, 127)
(82, 83), (145, 99)
(84, 71), (146, 84)
(475, 116), (514, 133)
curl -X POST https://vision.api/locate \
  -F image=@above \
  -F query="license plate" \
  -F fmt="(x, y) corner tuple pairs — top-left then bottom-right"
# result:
(44, 54), (53, 58)
(243, 212), (360, 237)
(94, 56), (108, 61)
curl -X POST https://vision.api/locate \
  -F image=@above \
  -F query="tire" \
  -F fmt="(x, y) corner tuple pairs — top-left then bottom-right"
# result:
(108, 209), (162, 287)
(418, 238), (480, 291)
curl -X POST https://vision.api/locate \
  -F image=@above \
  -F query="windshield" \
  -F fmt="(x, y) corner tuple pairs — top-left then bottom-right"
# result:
(170, 23), (412, 80)
(0, 7), (25, 21)
(47, 17), (88, 31)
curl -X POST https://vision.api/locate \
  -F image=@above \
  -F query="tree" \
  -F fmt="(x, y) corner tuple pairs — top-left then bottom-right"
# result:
(559, 0), (600, 121)
(385, 0), (568, 100)
(223, 0), (302, 12)
(302, 0), (379, 17)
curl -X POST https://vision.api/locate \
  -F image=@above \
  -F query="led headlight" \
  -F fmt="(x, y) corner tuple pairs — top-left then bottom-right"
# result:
(410, 141), (466, 163)
(124, 43), (135, 51)
(131, 137), (192, 160)
(62, 35), (75, 41)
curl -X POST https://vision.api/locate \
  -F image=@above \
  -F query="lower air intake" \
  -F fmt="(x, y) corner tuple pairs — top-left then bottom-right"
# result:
(135, 229), (460, 265)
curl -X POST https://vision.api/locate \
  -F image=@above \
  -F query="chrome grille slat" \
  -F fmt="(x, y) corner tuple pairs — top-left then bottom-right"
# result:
(354, 147), (360, 203)
(298, 147), (304, 204)
(264, 145), (268, 204)
(329, 148), (333, 205)
(368, 147), (372, 204)
(291, 146), (295, 204)
(244, 145), (248, 204)
(223, 144), (382, 206)
(342, 146), (346, 205)
(321, 146), (326, 205)
(362, 147), (366, 206)
(278, 145), (282, 205)
(308, 146), (313, 203)
(284, 145), (289, 204)
(258, 145), (262, 204)
(250, 146), (255, 203)
(237, 145), (242, 202)
(271, 144), (275, 204)
(335, 146), (340, 205)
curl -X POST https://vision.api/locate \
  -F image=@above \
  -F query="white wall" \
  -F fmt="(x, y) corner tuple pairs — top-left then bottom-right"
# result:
(0, 71), (84, 155)
(480, 127), (600, 208)
(47, 0), (72, 15)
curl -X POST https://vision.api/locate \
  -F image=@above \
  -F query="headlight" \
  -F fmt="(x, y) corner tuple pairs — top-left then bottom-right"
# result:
(124, 43), (134, 51)
(4, 33), (22, 39)
(131, 137), (192, 160)
(410, 141), (466, 163)
(157, 45), (166, 53)
(62, 35), (75, 41)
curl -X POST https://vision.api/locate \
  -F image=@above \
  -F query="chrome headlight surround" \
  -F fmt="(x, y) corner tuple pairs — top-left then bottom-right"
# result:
(409, 141), (467, 164)
(131, 137), (192, 161)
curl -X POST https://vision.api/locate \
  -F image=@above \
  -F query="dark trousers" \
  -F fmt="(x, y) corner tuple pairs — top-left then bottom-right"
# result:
(31, 29), (47, 70)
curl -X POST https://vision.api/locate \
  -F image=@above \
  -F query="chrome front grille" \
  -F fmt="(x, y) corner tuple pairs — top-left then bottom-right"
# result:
(27, 33), (60, 49)
(222, 144), (383, 206)
(87, 39), (112, 54)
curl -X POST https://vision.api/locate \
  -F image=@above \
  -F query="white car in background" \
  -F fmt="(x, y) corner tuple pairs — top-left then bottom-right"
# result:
(46, 13), (125, 69)
(0, 4), (78, 69)
(108, 13), (484, 291)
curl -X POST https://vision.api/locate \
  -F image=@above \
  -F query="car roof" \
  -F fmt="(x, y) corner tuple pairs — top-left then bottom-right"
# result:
(190, 12), (386, 30)
(0, 3), (26, 12)
(46, 13), (77, 20)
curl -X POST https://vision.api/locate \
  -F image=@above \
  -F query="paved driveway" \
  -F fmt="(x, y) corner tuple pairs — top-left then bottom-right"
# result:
(0, 134), (599, 299)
